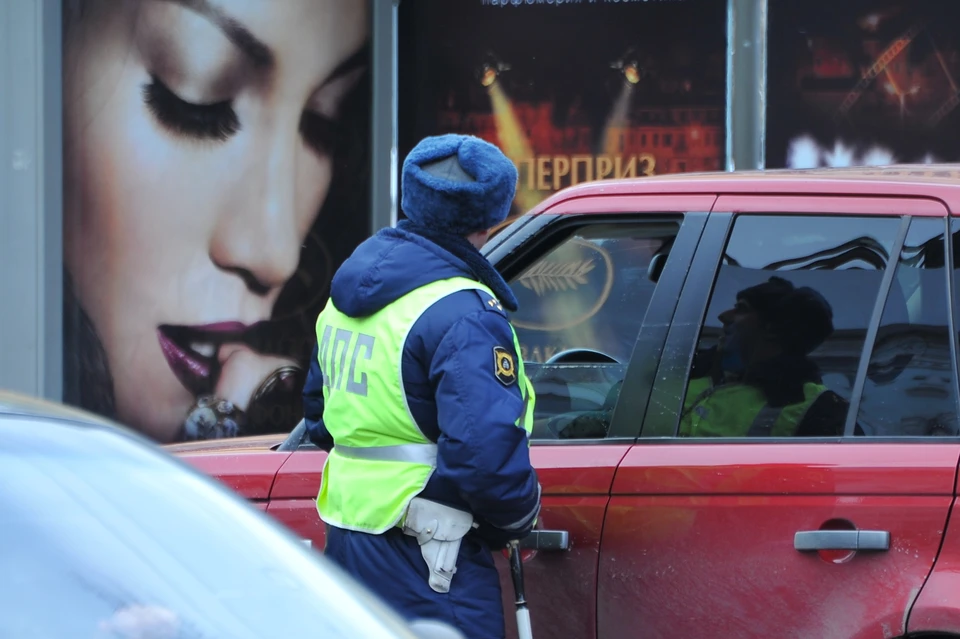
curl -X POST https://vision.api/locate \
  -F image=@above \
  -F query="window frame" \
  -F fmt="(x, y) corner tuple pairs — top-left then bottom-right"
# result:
(482, 212), (555, 266)
(949, 217), (960, 425)
(843, 215), (912, 436)
(843, 215), (960, 438)
(637, 211), (733, 439)
(641, 208), (960, 444)
(605, 211), (709, 443)
(495, 211), (707, 444)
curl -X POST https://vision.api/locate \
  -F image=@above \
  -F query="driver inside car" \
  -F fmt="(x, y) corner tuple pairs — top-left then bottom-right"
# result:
(679, 276), (849, 438)
(548, 276), (853, 440)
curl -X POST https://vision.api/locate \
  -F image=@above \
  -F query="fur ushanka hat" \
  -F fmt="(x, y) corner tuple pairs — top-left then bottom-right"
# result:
(401, 134), (517, 235)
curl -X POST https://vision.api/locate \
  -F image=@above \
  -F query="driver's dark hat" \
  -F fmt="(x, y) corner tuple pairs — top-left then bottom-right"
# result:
(738, 276), (834, 355)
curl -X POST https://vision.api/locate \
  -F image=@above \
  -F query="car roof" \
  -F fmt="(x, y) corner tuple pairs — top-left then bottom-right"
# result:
(0, 390), (121, 429)
(530, 164), (960, 214)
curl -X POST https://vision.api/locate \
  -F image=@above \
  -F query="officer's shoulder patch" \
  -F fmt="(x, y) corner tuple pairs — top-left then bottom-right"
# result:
(493, 345), (517, 386)
(473, 289), (506, 316)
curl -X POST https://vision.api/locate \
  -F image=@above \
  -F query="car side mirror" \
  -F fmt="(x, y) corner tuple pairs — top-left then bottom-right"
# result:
(276, 419), (307, 452)
(408, 619), (467, 639)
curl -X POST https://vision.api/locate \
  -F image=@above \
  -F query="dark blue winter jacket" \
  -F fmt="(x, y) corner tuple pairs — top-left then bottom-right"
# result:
(302, 225), (540, 543)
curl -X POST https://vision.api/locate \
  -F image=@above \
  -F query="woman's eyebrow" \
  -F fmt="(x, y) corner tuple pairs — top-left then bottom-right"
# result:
(157, 0), (274, 69)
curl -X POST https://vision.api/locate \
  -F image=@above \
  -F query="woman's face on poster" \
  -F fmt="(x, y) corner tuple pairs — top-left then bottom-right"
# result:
(62, 0), (369, 442)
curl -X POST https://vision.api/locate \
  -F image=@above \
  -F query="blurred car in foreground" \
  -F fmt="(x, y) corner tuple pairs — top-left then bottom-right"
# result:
(0, 391), (463, 639)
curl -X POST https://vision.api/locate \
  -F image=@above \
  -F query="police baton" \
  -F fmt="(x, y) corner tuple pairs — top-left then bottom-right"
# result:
(507, 539), (533, 639)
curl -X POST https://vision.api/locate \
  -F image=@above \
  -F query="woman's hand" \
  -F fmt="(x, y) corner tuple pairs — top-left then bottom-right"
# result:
(215, 343), (300, 413)
(182, 344), (302, 440)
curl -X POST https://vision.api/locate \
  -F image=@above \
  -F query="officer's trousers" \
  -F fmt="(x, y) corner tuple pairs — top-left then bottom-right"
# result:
(324, 525), (505, 639)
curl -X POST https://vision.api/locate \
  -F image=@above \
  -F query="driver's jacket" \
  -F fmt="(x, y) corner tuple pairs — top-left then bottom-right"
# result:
(679, 376), (828, 438)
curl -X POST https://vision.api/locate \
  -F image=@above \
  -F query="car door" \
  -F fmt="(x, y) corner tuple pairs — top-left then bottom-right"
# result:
(907, 214), (960, 635)
(172, 437), (293, 511)
(490, 194), (715, 639)
(267, 425), (329, 549)
(598, 196), (960, 639)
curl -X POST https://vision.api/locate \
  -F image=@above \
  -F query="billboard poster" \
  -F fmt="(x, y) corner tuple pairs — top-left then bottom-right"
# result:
(60, 0), (372, 443)
(767, 0), (960, 169)
(397, 0), (728, 228)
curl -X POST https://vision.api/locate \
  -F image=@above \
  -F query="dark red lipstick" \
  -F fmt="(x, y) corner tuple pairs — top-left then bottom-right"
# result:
(157, 322), (252, 396)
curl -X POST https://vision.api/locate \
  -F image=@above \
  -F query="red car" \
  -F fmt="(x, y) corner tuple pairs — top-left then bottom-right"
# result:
(170, 165), (960, 639)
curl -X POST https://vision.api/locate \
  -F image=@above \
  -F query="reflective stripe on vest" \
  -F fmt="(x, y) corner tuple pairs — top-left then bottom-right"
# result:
(679, 377), (826, 438)
(334, 443), (438, 465)
(315, 276), (535, 534)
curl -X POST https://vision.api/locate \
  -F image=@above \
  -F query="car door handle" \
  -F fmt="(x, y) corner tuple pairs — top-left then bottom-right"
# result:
(519, 530), (570, 551)
(794, 530), (890, 552)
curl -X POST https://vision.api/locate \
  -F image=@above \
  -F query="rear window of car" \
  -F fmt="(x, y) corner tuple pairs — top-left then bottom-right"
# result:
(0, 417), (411, 639)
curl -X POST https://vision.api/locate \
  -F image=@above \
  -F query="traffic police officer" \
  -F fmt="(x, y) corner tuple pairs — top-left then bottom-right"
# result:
(302, 134), (541, 639)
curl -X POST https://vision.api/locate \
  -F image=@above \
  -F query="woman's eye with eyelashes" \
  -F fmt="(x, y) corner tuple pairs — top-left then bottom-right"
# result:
(142, 76), (240, 142)
(299, 110), (341, 156)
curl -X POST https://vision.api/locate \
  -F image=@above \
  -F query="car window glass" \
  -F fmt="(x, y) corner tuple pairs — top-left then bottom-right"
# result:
(0, 419), (414, 639)
(508, 220), (681, 440)
(856, 217), (958, 436)
(679, 215), (900, 439)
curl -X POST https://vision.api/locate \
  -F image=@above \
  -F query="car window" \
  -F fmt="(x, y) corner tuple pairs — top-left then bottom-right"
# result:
(855, 217), (959, 436)
(506, 219), (681, 440)
(0, 418), (417, 639)
(678, 214), (901, 439)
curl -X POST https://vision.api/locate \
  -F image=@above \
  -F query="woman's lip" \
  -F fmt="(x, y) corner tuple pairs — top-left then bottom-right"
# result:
(186, 321), (252, 335)
(157, 321), (272, 397)
(158, 329), (214, 396)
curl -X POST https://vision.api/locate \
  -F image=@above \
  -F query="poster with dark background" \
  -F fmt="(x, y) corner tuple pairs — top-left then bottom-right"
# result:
(767, 0), (960, 169)
(61, 0), (372, 443)
(398, 0), (728, 225)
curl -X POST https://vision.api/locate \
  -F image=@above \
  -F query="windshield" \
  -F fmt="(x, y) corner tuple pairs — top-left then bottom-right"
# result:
(0, 416), (415, 639)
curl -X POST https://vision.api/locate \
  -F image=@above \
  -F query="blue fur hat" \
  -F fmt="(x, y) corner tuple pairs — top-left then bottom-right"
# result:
(401, 134), (518, 235)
